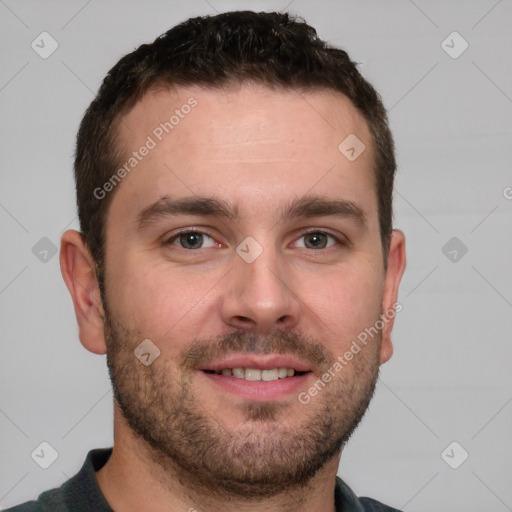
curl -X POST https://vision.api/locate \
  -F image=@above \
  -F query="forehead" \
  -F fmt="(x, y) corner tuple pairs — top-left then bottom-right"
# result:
(118, 83), (370, 157)
(109, 83), (376, 228)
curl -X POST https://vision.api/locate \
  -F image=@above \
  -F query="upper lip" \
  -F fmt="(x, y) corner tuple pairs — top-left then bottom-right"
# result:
(199, 354), (312, 373)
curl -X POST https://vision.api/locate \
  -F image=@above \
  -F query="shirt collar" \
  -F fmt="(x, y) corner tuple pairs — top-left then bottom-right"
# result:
(62, 448), (367, 512)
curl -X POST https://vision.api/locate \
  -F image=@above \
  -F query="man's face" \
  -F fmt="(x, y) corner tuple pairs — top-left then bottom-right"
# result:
(99, 83), (399, 497)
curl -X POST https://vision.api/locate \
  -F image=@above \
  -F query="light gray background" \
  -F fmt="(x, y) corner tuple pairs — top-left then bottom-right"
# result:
(1, 0), (511, 510)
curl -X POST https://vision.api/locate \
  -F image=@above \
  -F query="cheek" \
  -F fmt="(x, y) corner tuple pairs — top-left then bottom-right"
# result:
(108, 255), (220, 346)
(304, 264), (382, 352)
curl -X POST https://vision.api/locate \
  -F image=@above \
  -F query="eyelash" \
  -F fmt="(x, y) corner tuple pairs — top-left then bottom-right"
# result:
(163, 228), (347, 251)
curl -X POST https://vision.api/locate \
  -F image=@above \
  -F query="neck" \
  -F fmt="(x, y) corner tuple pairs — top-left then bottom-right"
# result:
(95, 406), (341, 512)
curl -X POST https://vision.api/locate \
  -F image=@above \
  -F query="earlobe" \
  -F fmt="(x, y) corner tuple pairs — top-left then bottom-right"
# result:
(59, 229), (107, 355)
(379, 229), (406, 365)
(379, 336), (393, 365)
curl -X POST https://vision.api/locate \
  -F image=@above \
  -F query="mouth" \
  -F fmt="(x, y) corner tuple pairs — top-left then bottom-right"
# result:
(197, 355), (314, 401)
(202, 367), (308, 381)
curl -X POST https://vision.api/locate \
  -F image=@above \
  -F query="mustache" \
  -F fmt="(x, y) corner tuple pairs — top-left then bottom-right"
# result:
(180, 328), (333, 373)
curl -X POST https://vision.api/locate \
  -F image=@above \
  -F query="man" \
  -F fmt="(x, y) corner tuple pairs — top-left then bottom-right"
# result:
(7, 10), (406, 512)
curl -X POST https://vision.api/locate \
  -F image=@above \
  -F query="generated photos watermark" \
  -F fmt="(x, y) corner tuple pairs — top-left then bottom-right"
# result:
(93, 97), (198, 200)
(298, 301), (403, 405)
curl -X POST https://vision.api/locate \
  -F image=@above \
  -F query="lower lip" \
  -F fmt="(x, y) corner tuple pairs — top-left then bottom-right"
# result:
(198, 371), (312, 401)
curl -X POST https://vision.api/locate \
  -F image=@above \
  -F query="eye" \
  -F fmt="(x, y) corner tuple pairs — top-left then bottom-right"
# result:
(164, 229), (345, 252)
(165, 230), (218, 250)
(294, 230), (342, 250)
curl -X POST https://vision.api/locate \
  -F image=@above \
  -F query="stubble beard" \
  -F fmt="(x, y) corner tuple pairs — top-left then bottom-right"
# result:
(102, 305), (381, 500)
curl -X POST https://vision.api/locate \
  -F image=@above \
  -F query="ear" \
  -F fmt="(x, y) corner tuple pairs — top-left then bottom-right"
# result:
(59, 229), (107, 355)
(379, 229), (406, 365)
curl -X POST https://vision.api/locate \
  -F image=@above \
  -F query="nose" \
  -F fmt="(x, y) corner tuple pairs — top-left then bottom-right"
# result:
(220, 242), (301, 334)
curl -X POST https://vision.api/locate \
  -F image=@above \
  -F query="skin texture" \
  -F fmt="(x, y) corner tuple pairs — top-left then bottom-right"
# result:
(60, 83), (406, 512)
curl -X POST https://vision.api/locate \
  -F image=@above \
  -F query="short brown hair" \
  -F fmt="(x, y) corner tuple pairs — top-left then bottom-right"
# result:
(74, 10), (396, 295)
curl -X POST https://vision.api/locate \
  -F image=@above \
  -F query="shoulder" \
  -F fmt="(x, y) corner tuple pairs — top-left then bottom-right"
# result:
(3, 448), (113, 512)
(335, 476), (403, 512)
(2, 487), (65, 512)
(359, 496), (404, 512)
(2, 502), (42, 512)
(4, 487), (69, 512)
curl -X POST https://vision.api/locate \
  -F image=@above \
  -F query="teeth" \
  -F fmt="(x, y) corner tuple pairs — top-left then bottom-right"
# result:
(214, 367), (298, 381)
(244, 368), (261, 381)
(278, 367), (289, 379)
(232, 367), (244, 378)
(261, 369), (279, 381)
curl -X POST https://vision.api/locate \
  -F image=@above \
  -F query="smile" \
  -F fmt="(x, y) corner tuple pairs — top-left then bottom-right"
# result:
(203, 367), (307, 381)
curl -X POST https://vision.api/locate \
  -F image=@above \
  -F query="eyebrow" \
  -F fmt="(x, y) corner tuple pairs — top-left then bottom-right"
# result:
(136, 193), (367, 231)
